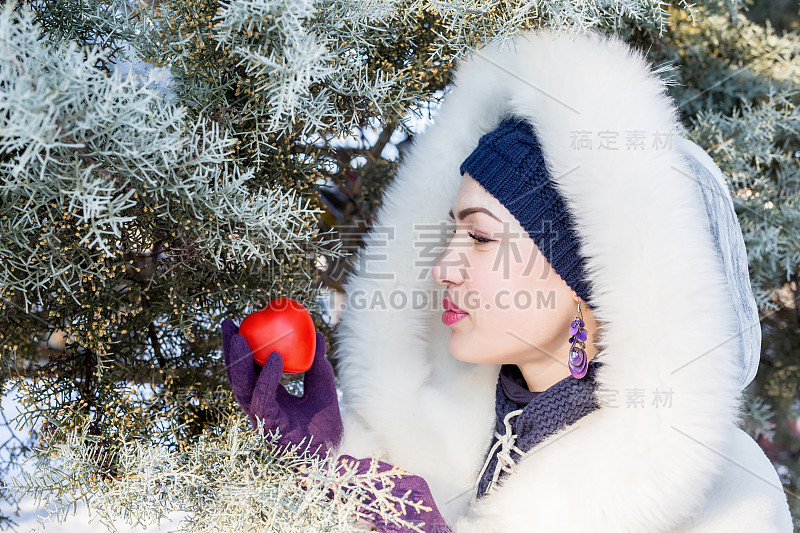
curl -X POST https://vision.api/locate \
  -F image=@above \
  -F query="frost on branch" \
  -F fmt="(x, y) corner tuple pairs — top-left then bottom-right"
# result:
(11, 416), (434, 532)
(0, 3), (341, 315)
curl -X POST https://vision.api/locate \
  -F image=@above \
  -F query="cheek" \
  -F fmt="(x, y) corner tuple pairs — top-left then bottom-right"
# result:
(483, 247), (568, 331)
(514, 249), (564, 304)
(466, 255), (532, 323)
(495, 248), (546, 305)
(467, 243), (559, 312)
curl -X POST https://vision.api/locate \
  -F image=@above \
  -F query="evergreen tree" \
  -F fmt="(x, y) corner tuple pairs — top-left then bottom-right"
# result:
(1, 0), (797, 529)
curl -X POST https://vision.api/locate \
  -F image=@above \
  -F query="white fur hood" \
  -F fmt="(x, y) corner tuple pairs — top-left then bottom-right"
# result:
(329, 29), (792, 532)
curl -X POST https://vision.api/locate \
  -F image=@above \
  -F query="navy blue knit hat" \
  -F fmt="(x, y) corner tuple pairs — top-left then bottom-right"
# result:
(459, 116), (594, 309)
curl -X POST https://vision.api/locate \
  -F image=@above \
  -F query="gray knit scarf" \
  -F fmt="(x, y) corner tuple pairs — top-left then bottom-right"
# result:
(476, 360), (603, 499)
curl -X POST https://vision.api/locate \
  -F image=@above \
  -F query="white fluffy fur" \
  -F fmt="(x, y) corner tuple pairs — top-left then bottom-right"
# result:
(330, 29), (792, 531)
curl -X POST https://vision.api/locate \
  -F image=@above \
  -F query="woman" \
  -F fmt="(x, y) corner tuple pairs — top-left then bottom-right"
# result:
(223, 28), (793, 531)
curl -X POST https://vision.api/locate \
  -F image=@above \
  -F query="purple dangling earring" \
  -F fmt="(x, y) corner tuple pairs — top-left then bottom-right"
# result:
(568, 302), (589, 379)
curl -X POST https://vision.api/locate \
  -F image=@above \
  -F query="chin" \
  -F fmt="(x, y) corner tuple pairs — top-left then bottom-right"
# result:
(448, 334), (482, 364)
(447, 335), (468, 362)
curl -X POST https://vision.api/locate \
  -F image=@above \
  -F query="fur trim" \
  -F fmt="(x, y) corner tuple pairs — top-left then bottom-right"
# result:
(331, 29), (789, 531)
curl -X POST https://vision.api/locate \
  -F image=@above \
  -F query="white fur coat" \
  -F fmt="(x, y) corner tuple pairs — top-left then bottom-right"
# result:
(328, 29), (793, 532)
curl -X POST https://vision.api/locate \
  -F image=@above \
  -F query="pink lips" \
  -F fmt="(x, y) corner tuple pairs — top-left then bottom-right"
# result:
(442, 298), (469, 326)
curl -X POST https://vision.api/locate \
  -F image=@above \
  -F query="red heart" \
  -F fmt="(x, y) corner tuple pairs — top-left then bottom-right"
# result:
(238, 298), (317, 373)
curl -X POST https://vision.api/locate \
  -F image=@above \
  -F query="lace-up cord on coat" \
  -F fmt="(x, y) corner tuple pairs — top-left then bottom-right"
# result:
(475, 408), (530, 497)
(475, 361), (604, 499)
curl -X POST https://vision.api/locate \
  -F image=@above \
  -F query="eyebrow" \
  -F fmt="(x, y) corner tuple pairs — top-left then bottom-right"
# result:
(448, 207), (502, 223)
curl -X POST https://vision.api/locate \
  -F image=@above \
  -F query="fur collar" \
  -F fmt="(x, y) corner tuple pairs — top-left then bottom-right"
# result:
(332, 29), (750, 531)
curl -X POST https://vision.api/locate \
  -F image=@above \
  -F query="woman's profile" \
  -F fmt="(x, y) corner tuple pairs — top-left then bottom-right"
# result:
(223, 28), (793, 531)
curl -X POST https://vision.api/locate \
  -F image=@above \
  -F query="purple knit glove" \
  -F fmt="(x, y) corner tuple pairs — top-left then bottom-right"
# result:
(221, 318), (344, 459)
(321, 454), (452, 533)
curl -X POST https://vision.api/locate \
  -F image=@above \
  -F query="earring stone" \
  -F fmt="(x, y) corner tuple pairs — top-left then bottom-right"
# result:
(568, 303), (588, 379)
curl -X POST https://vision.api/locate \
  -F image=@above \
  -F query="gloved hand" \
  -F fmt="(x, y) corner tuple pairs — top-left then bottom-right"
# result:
(311, 454), (452, 533)
(221, 318), (344, 459)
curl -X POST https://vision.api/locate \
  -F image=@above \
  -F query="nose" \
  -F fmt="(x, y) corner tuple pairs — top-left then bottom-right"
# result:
(432, 237), (467, 287)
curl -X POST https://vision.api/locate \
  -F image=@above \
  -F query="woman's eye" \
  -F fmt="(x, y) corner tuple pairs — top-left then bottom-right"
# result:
(468, 232), (493, 244)
(448, 227), (493, 244)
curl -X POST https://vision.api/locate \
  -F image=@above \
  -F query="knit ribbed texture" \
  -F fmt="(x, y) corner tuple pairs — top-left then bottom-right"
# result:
(476, 360), (603, 499)
(460, 116), (594, 308)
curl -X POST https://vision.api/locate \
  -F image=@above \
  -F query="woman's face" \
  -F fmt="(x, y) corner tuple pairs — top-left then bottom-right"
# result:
(432, 172), (579, 369)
